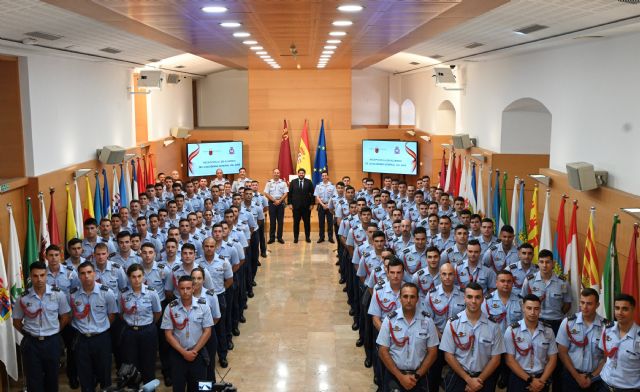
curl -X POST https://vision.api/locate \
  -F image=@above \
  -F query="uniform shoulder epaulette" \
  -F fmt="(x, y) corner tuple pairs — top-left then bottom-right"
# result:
(485, 292), (493, 299)
(197, 297), (207, 304)
(449, 314), (459, 322)
(64, 264), (74, 271)
(541, 320), (553, 329)
(487, 315), (498, 323)
(120, 287), (128, 293)
(21, 289), (30, 296)
(508, 263), (517, 270)
(375, 282), (384, 290)
(403, 248), (411, 254)
(604, 319), (615, 329)
(233, 238), (239, 243)
(429, 287), (437, 294)
(496, 239), (502, 243)
(511, 321), (520, 329)
(169, 299), (179, 307)
(226, 242), (233, 247)
(112, 263), (121, 268)
(147, 286), (155, 291)
(388, 311), (397, 319)
(526, 273), (535, 281)
(100, 285), (110, 292)
(172, 265), (180, 271)
(422, 311), (430, 318)
(109, 252), (117, 258)
(158, 263), (166, 269)
(447, 247), (454, 253)
(375, 266), (382, 272)
(567, 314), (577, 321)
(70, 287), (78, 294)
(417, 269), (424, 276)
(558, 274), (567, 281)
(489, 245), (498, 251)
(51, 286), (61, 292)
(456, 260), (465, 266)
(206, 289), (216, 296)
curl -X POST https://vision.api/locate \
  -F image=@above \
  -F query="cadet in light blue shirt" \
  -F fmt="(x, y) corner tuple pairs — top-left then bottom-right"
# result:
(440, 282), (505, 391)
(432, 216), (455, 252)
(165, 244), (214, 298)
(138, 243), (171, 302)
(119, 268), (162, 327)
(377, 283), (439, 391)
(521, 250), (571, 328)
(454, 240), (497, 293)
(555, 288), (605, 391)
(45, 245), (79, 293)
(440, 225), (470, 265)
(12, 262), (72, 392)
(369, 262), (403, 325)
(482, 225), (519, 272)
(401, 228), (429, 282)
(505, 243), (539, 289)
(477, 218), (499, 257)
(481, 270), (523, 332)
(504, 294), (558, 391)
(111, 231), (143, 270)
(161, 275), (214, 392)
(598, 293), (640, 390)
(411, 246), (442, 296)
(421, 272), (466, 334)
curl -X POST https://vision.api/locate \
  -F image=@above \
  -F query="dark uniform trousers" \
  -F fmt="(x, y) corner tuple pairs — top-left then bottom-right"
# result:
(21, 333), (61, 392)
(61, 325), (78, 385)
(444, 371), (497, 392)
(121, 324), (158, 383)
(73, 330), (112, 392)
(170, 347), (209, 392)
(383, 370), (428, 392)
(595, 383), (640, 392)
(158, 298), (172, 379)
(362, 289), (374, 362)
(541, 317), (563, 392)
(215, 293), (228, 360)
(111, 317), (125, 369)
(508, 373), (549, 392)
(292, 205), (311, 241)
(226, 281), (236, 343)
(427, 349), (446, 392)
(248, 231), (260, 288)
(317, 206), (334, 241)
(204, 327), (218, 382)
(268, 202), (285, 241)
(561, 369), (602, 391)
(257, 220), (267, 256)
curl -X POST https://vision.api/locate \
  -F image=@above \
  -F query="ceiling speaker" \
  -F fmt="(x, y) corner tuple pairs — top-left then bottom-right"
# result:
(452, 134), (474, 149)
(170, 127), (190, 138)
(138, 70), (162, 88)
(166, 74), (180, 84)
(566, 162), (608, 191)
(97, 145), (126, 164)
(433, 67), (456, 84)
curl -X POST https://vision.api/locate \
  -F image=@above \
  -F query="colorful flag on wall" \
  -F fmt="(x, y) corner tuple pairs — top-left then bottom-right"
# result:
(517, 181), (527, 246)
(510, 177), (520, 229)
(7, 205), (24, 303)
(102, 169), (111, 218)
(24, 198), (39, 282)
(296, 119), (312, 175)
(131, 159), (139, 201)
(65, 184), (78, 249)
(439, 149), (447, 189)
(137, 158), (146, 195)
(83, 176), (94, 221)
(113, 166), (121, 213)
(553, 197), (568, 276)
(470, 162), (478, 213)
(94, 173), (103, 223)
(539, 189), (552, 262)
(313, 119), (328, 185)
(476, 164), (485, 217)
(0, 242), (19, 381)
(122, 162), (131, 208)
(622, 223), (639, 323)
(491, 170), (500, 231)
(581, 207), (600, 290)
(147, 155), (156, 186)
(526, 185), (539, 261)
(599, 214), (621, 320)
(564, 200), (580, 314)
(278, 120), (294, 182)
(499, 172), (509, 231)
(444, 151), (454, 194)
(73, 179), (84, 239)
(38, 193), (50, 261)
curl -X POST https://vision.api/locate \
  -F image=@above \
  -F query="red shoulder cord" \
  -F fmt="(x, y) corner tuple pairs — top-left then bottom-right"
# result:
(511, 328), (534, 358)
(169, 307), (189, 330)
(70, 294), (90, 320)
(566, 321), (588, 347)
(375, 290), (397, 313)
(485, 301), (506, 323)
(389, 319), (409, 347)
(120, 295), (137, 315)
(429, 292), (449, 316)
(403, 254), (420, 275)
(450, 320), (475, 351)
(417, 275), (434, 294)
(363, 257), (370, 277)
(601, 328), (618, 358)
(19, 297), (42, 319)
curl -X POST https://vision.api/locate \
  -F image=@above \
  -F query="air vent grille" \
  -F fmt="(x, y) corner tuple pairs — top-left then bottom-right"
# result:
(100, 47), (122, 54)
(465, 42), (484, 49)
(409, 61), (420, 65)
(514, 24), (549, 35)
(25, 31), (62, 41)
(430, 54), (443, 59)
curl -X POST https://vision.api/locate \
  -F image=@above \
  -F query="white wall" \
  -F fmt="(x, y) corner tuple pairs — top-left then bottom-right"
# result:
(18, 51), (135, 175)
(501, 111), (551, 154)
(196, 70), (248, 127)
(352, 68), (389, 125)
(147, 76), (193, 140)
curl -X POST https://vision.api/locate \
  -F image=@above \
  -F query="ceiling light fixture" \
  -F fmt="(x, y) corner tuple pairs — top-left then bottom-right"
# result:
(233, 32), (251, 38)
(242, 40), (258, 45)
(324, 45), (337, 50)
(332, 20), (353, 26)
(320, 54), (331, 58)
(322, 50), (334, 54)
(256, 51), (267, 55)
(250, 46), (263, 50)
(329, 31), (347, 36)
(220, 22), (241, 28)
(337, 4), (364, 12)
(514, 24), (549, 35)
(327, 39), (342, 44)
(201, 6), (227, 13)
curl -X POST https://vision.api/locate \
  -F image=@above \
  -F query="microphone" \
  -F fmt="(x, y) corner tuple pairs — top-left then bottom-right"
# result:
(141, 379), (160, 392)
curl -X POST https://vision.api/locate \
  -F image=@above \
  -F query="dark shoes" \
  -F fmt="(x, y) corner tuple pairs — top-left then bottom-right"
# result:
(219, 358), (228, 368)
(277, 239), (285, 244)
(355, 338), (364, 347)
(305, 238), (311, 243)
(293, 239), (298, 243)
(364, 358), (372, 368)
(267, 239), (275, 244)
(317, 239), (325, 243)
(232, 328), (240, 336)
(328, 238), (335, 243)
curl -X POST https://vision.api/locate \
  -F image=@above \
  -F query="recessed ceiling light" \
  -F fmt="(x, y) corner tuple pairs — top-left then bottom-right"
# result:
(256, 51), (267, 55)
(514, 24), (548, 35)
(272, 65), (281, 69)
(242, 40), (258, 45)
(233, 32), (251, 38)
(329, 31), (347, 37)
(327, 39), (342, 44)
(201, 6), (227, 13)
(260, 55), (271, 59)
(337, 4), (363, 12)
(220, 22), (241, 28)
(322, 50), (334, 54)
(324, 45), (337, 50)
(250, 46), (263, 50)
(320, 54), (331, 58)
(332, 20), (353, 27)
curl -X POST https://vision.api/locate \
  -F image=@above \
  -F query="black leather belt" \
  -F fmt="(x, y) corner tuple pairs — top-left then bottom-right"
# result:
(25, 333), (57, 341)
(467, 371), (482, 378)
(127, 324), (153, 331)
(79, 330), (107, 338)
(602, 382), (640, 392)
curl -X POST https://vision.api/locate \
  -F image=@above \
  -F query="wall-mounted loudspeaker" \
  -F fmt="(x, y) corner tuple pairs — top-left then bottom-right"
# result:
(433, 67), (456, 84)
(97, 145), (126, 164)
(566, 162), (608, 191)
(166, 74), (180, 84)
(138, 70), (162, 88)
(452, 134), (474, 149)
(170, 127), (190, 139)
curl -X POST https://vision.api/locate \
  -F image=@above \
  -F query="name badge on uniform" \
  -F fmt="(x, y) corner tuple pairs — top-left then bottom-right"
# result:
(393, 326), (402, 332)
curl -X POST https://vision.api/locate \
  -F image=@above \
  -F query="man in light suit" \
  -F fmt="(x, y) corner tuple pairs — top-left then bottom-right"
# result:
(288, 168), (315, 243)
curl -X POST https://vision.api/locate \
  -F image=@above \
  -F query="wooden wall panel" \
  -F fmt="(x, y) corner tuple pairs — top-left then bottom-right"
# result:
(133, 74), (149, 144)
(0, 56), (25, 179)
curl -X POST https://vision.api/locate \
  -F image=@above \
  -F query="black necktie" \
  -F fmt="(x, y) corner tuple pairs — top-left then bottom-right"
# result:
(300, 179), (303, 188)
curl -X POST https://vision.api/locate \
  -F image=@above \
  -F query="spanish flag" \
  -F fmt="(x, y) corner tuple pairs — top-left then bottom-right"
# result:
(296, 119), (312, 175)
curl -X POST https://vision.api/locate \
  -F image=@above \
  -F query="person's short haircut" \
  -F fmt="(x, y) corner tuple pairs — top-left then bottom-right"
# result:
(30, 261), (47, 272)
(190, 266), (206, 278)
(615, 293), (636, 308)
(581, 287), (599, 303)
(518, 243), (534, 251)
(415, 190), (424, 197)
(470, 214), (482, 221)
(426, 246), (440, 256)
(174, 194), (184, 200)
(336, 181), (345, 187)
(298, 168), (306, 173)
(136, 216), (147, 223)
(538, 249), (553, 260)
(117, 231), (131, 241)
(439, 215), (452, 223)
(372, 230), (386, 240)
(77, 261), (95, 273)
(454, 224), (468, 233)
(522, 293), (541, 304)
(126, 264), (144, 277)
(500, 225), (515, 234)
(224, 209), (234, 216)
(496, 269), (513, 279)
(467, 239), (481, 248)
(67, 238), (82, 248)
(360, 207), (372, 214)
(454, 196), (465, 203)
(165, 238), (178, 246)
(465, 282), (483, 293)
(112, 212), (121, 219)
(178, 275), (193, 284)
(84, 218), (98, 227)
(181, 243), (196, 252)
(460, 209), (471, 216)
(413, 227), (427, 236)
(140, 242), (156, 251)
(400, 282), (418, 296)
(100, 218), (112, 225)
(94, 243), (108, 252)
(481, 217), (494, 225)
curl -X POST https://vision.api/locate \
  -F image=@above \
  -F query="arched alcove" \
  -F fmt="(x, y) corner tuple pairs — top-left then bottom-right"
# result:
(501, 98), (552, 154)
(400, 99), (416, 126)
(436, 100), (456, 133)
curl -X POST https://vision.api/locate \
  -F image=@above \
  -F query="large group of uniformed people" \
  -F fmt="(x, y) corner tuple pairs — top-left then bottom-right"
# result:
(10, 168), (640, 392)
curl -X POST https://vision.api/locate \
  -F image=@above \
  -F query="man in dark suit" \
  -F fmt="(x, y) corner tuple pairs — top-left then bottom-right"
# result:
(288, 168), (315, 243)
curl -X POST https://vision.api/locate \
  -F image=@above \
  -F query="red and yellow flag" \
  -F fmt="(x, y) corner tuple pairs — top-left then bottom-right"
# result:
(582, 207), (600, 290)
(527, 185), (539, 262)
(296, 119), (312, 175)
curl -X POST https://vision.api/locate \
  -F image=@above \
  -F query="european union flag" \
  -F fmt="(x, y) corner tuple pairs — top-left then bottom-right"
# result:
(312, 119), (328, 185)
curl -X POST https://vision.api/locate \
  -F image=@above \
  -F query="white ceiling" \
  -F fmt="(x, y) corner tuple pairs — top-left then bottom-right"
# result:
(0, 0), (225, 75)
(384, 0), (640, 73)
(371, 52), (441, 73)
(144, 53), (227, 75)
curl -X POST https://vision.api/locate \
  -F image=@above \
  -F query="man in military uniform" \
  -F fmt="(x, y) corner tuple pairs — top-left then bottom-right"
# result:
(482, 270), (523, 332)
(161, 275), (214, 392)
(231, 167), (252, 193)
(440, 282), (505, 392)
(392, 219), (415, 255)
(165, 244), (214, 299)
(314, 170), (336, 243)
(482, 225), (519, 273)
(400, 227), (428, 282)
(454, 240), (497, 293)
(477, 218), (498, 257)
(504, 294), (558, 392)
(111, 231), (142, 270)
(250, 180), (269, 258)
(505, 243), (539, 289)
(13, 262), (71, 392)
(598, 293), (640, 391)
(556, 288), (605, 391)
(433, 215), (455, 253)
(377, 282), (440, 392)
(70, 261), (118, 392)
(119, 263), (162, 383)
(264, 168), (289, 244)
(441, 225), (470, 265)
(411, 246), (442, 296)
